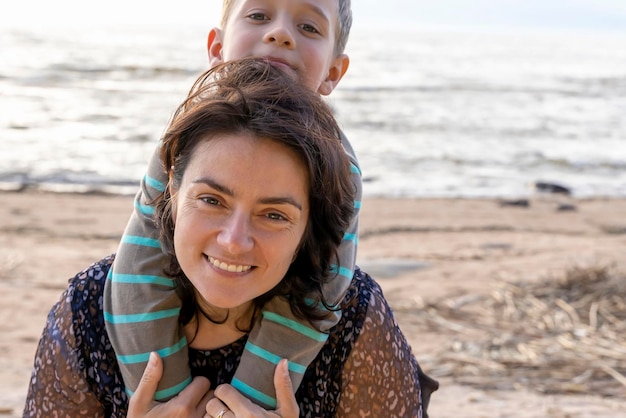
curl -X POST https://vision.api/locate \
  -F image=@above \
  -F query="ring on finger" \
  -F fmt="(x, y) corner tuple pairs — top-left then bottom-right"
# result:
(215, 408), (229, 418)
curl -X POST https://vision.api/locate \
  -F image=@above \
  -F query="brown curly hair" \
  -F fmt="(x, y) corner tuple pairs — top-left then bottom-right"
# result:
(153, 58), (355, 329)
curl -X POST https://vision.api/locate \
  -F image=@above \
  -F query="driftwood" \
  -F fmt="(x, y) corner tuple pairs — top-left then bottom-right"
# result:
(400, 266), (626, 398)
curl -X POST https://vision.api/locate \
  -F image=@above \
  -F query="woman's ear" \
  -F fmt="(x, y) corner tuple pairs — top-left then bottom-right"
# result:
(170, 198), (177, 225)
(292, 227), (309, 263)
(207, 28), (224, 67)
(168, 169), (178, 223)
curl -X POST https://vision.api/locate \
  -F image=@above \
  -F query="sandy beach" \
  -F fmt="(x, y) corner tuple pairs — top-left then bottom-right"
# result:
(1, 190), (625, 417)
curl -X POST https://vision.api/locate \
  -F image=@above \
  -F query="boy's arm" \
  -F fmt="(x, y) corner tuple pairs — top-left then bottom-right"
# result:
(103, 145), (191, 400)
(333, 131), (362, 304)
(231, 133), (362, 408)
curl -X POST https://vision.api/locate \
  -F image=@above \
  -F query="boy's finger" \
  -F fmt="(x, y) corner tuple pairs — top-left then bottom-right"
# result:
(198, 388), (215, 412)
(274, 359), (299, 417)
(176, 375), (211, 408)
(129, 352), (162, 411)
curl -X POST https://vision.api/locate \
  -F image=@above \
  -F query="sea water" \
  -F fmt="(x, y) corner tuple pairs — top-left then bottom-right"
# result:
(1, 24), (625, 198)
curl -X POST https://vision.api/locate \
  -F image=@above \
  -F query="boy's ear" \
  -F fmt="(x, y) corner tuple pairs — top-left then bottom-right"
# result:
(207, 28), (224, 67)
(318, 54), (350, 96)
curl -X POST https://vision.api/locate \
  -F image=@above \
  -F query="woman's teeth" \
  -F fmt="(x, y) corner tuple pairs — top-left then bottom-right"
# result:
(209, 256), (252, 273)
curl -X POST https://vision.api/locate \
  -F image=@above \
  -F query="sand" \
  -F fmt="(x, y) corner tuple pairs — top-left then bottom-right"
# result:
(1, 190), (625, 417)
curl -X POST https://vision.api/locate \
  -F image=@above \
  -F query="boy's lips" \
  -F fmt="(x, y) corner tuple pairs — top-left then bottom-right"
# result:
(266, 57), (298, 76)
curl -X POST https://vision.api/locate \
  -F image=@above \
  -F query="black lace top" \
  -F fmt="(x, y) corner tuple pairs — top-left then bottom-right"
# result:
(24, 255), (438, 417)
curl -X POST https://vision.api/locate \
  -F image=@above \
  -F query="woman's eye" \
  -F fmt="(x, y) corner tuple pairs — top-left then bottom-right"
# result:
(201, 196), (220, 206)
(267, 212), (287, 221)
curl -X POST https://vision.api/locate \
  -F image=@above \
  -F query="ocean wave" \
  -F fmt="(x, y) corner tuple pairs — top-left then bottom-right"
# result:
(46, 63), (198, 77)
(2, 25), (625, 199)
(0, 171), (139, 195)
(337, 79), (626, 97)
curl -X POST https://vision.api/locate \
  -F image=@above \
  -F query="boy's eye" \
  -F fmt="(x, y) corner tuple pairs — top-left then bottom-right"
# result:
(248, 13), (269, 21)
(300, 23), (320, 34)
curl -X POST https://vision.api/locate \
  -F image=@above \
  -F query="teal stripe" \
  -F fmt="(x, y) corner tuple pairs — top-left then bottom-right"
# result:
(125, 376), (193, 401)
(231, 378), (277, 409)
(303, 297), (336, 311)
(343, 232), (358, 244)
(154, 376), (193, 401)
(108, 273), (175, 287)
(122, 235), (161, 249)
(245, 342), (307, 374)
(350, 163), (361, 175)
(104, 307), (180, 324)
(144, 174), (166, 192)
(330, 264), (353, 280)
(116, 337), (188, 364)
(262, 312), (328, 342)
(134, 199), (155, 216)
(354, 200), (362, 209)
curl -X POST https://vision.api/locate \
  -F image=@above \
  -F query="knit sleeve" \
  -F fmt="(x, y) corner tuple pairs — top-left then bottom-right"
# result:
(328, 131), (362, 307)
(104, 144), (190, 400)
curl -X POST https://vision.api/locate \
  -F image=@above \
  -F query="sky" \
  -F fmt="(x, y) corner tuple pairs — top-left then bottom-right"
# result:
(2, 0), (626, 32)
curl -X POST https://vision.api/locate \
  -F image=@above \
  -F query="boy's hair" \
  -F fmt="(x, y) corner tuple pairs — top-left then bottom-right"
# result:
(220, 0), (352, 55)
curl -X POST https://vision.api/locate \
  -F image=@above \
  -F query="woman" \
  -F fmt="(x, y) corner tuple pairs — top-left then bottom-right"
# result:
(23, 58), (438, 417)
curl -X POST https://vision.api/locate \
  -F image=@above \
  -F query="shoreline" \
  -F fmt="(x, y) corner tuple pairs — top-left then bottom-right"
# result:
(1, 190), (625, 416)
(3, 180), (626, 200)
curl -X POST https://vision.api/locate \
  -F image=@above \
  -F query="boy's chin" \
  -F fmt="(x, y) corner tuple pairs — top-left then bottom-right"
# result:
(266, 60), (299, 81)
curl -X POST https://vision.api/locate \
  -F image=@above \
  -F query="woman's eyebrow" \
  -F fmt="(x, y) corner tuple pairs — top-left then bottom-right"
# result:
(259, 196), (303, 211)
(192, 177), (233, 196)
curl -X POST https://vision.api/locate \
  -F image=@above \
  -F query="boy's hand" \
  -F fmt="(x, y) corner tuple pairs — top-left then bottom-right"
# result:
(128, 352), (212, 418)
(206, 359), (299, 418)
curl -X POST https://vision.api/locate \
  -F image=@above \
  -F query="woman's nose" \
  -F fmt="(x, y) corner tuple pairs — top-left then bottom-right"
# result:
(264, 20), (296, 48)
(216, 213), (254, 254)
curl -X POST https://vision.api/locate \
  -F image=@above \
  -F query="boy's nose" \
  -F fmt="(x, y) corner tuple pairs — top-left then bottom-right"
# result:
(264, 22), (296, 48)
(217, 213), (254, 254)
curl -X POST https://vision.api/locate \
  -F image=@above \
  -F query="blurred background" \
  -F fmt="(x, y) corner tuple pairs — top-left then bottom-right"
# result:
(2, 3), (626, 417)
(1, 0), (625, 198)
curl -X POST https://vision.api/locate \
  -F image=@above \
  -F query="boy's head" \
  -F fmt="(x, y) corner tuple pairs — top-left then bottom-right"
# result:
(220, 0), (352, 54)
(208, 0), (352, 96)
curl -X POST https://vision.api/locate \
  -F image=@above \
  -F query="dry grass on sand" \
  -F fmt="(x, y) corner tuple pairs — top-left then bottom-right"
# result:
(404, 265), (626, 399)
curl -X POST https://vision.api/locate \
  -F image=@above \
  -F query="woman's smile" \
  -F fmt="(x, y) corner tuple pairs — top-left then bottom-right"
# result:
(207, 255), (253, 273)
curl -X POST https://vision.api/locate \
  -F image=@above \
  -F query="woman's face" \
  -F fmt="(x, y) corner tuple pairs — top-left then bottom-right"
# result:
(172, 133), (309, 311)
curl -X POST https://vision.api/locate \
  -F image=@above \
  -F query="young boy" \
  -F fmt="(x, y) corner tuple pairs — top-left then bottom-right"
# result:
(104, 0), (360, 409)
